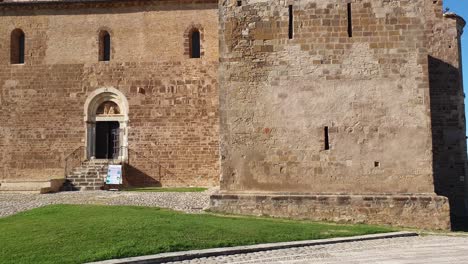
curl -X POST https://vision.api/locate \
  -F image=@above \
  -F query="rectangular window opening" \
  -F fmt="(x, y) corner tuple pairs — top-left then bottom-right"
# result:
(103, 34), (111, 61)
(324, 127), (330, 150)
(237, 0), (242, 7)
(18, 34), (25, 64)
(190, 30), (201, 58)
(347, 3), (353, 38)
(288, 5), (294, 39)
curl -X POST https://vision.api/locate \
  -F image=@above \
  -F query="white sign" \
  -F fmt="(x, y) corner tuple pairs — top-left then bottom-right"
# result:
(106, 165), (123, 185)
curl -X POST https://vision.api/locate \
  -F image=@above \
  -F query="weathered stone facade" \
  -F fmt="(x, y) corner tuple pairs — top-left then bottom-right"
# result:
(427, 9), (467, 218)
(210, 193), (451, 230)
(0, 0), (220, 187)
(211, 0), (467, 229)
(0, 0), (466, 229)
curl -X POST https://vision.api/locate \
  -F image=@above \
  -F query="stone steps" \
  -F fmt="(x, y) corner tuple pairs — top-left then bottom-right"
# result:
(68, 172), (107, 178)
(62, 160), (110, 191)
(61, 184), (103, 192)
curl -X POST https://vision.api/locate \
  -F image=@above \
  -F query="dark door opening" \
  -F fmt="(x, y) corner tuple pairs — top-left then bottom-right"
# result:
(95, 121), (120, 159)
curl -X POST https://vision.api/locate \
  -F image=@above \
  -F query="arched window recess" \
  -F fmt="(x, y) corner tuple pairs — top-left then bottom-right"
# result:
(99, 30), (111, 62)
(184, 25), (204, 59)
(11, 29), (25, 64)
(189, 29), (201, 59)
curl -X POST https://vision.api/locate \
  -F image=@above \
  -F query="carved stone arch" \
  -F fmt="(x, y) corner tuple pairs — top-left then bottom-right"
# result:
(84, 87), (129, 161)
(184, 24), (205, 58)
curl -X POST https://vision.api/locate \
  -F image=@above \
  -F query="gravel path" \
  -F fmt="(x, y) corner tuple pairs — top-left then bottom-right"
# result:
(166, 235), (468, 264)
(0, 189), (214, 218)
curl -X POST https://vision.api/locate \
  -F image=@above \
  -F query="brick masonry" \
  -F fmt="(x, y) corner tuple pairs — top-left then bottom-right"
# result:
(0, 0), (466, 229)
(215, 0), (467, 229)
(426, 4), (467, 216)
(210, 193), (451, 230)
(0, 0), (220, 187)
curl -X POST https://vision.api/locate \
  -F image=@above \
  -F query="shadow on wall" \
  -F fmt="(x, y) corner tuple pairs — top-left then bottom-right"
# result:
(122, 148), (176, 187)
(123, 164), (162, 187)
(451, 216), (468, 231)
(428, 55), (468, 231)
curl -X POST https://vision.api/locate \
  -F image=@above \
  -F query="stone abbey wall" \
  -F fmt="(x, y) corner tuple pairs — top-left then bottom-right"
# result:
(0, 0), (220, 187)
(218, 0), (465, 195)
(0, 0), (466, 229)
(210, 193), (451, 230)
(214, 0), (467, 229)
(426, 1), (467, 217)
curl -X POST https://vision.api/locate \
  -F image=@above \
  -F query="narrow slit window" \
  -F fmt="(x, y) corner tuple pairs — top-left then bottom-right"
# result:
(11, 29), (25, 64)
(288, 5), (294, 39)
(347, 3), (353, 38)
(324, 127), (330, 150)
(99, 31), (111, 62)
(190, 29), (201, 58)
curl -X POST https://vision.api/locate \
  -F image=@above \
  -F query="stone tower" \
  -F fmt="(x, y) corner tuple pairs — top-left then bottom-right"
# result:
(211, 0), (467, 230)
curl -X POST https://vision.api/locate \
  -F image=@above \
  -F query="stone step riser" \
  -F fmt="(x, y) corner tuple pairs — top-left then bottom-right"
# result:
(65, 179), (105, 183)
(69, 180), (103, 183)
(73, 166), (106, 168)
(72, 171), (106, 174)
(63, 161), (112, 192)
(68, 177), (104, 180)
(71, 173), (106, 176)
(71, 170), (104, 172)
(72, 168), (107, 171)
(73, 167), (107, 170)
(68, 173), (105, 177)
(73, 172), (106, 175)
(69, 174), (104, 176)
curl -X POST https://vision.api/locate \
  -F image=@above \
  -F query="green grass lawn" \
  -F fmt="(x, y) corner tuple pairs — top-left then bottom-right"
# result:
(0, 205), (394, 264)
(124, 187), (208, 192)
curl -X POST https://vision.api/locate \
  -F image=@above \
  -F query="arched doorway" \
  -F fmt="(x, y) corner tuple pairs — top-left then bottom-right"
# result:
(84, 88), (129, 161)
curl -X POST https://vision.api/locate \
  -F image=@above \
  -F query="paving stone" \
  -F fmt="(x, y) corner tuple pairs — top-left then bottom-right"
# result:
(166, 236), (468, 264)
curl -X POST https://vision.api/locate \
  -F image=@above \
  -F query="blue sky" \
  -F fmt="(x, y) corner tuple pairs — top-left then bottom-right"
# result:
(444, 0), (468, 134)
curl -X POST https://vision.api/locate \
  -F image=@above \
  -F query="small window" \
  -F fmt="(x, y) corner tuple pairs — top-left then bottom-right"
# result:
(347, 3), (353, 38)
(324, 126), (330, 150)
(288, 5), (294, 39)
(190, 29), (201, 59)
(99, 31), (111, 62)
(11, 29), (25, 64)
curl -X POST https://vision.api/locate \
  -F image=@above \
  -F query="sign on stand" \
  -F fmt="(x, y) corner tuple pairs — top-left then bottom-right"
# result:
(106, 165), (123, 185)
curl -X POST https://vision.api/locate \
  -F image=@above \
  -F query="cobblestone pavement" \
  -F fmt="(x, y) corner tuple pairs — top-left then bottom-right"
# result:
(167, 236), (468, 264)
(0, 189), (214, 218)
